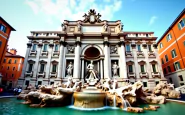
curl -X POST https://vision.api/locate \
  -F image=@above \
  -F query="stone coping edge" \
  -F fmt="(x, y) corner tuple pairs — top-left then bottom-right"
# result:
(167, 99), (185, 104)
(0, 96), (16, 99)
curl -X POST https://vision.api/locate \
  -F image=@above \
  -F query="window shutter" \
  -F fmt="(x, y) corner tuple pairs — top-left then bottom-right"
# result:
(178, 62), (181, 69)
(178, 23), (181, 30)
(171, 51), (174, 58)
(166, 35), (168, 41)
(4, 27), (6, 33)
(170, 33), (172, 39)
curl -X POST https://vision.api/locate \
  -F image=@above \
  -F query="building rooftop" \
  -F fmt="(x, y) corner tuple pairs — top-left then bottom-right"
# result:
(157, 8), (185, 44)
(0, 16), (16, 31)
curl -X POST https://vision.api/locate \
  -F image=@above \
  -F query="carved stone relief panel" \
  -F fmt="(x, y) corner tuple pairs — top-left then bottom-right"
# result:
(110, 45), (118, 54)
(67, 45), (75, 54)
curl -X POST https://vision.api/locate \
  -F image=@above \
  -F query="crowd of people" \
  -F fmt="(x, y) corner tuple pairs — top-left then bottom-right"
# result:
(13, 86), (22, 95)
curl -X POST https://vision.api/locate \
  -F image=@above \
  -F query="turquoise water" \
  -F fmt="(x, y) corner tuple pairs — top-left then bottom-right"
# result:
(0, 98), (185, 115)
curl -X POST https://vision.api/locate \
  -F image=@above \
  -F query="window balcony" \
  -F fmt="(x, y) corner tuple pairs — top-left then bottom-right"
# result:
(37, 72), (45, 78)
(50, 72), (57, 78)
(41, 51), (48, 56)
(53, 51), (60, 56)
(127, 72), (135, 79)
(151, 72), (161, 78)
(30, 50), (37, 56)
(148, 51), (156, 57)
(137, 51), (144, 57)
(139, 72), (149, 79)
(25, 71), (33, 77)
(126, 51), (133, 57)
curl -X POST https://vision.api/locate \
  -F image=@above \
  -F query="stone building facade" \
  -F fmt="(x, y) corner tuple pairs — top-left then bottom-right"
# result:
(18, 9), (166, 89)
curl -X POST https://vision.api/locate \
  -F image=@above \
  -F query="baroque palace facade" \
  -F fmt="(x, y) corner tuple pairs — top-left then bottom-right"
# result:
(18, 9), (166, 89)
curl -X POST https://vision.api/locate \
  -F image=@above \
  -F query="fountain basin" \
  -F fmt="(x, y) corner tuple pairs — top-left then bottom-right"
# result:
(73, 92), (106, 108)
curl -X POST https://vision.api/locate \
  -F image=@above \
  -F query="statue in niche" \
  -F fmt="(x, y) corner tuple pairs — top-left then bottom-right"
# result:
(61, 21), (68, 31)
(85, 60), (99, 85)
(118, 22), (123, 32)
(103, 21), (108, 32)
(77, 21), (82, 32)
(66, 62), (73, 76)
(110, 45), (118, 54)
(67, 45), (75, 53)
(112, 62), (119, 76)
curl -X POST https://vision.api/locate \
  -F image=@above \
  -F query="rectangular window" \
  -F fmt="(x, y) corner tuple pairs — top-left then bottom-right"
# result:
(161, 58), (164, 64)
(52, 65), (57, 72)
(171, 49), (177, 58)
(143, 82), (147, 87)
(3, 59), (6, 63)
(14, 60), (17, 64)
(50, 82), (54, 85)
(136, 34), (138, 37)
(146, 34), (148, 37)
(7, 66), (9, 70)
(128, 65), (133, 73)
(40, 64), (45, 72)
(0, 41), (2, 47)
(166, 33), (172, 42)
(156, 81), (159, 85)
(13, 67), (15, 71)
(0, 24), (7, 33)
(140, 65), (145, 72)
(152, 64), (156, 73)
(38, 81), (42, 85)
(55, 44), (59, 51)
(163, 68), (167, 74)
(148, 45), (152, 51)
(160, 43), (163, 48)
(179, 75), (183, 81)
(28, 64), (33, 72)
(169, 78), (173, 83)
(137, 45), (141, 51)
(32, 44), (37, 51)
(165, 55), (168, 62)
(174, 62), (181, 70)
(8, 59), (11, 64)
(167, 66), (171, 72)
(43, 44), (48, 51)
(12, 74), (14, 78)
(178, 19), (185, 29)
(25, 80), (29, 86)
(126, 44), (130, 51)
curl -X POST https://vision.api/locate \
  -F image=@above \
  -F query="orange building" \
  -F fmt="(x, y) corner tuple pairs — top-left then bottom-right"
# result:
(157, 8), (185, 87)
(0, 17), (16, 78)
(0, 48), (24, 88)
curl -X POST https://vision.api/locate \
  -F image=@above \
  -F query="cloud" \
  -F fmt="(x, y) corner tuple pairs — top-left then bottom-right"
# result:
(149, 16), (157, 26)
(25, 0), (122, 24)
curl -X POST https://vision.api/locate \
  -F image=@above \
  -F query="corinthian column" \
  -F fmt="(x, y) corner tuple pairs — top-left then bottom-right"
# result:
(73, 41), (81, 79)
(57, 38), (66, 78)
(118, 39), (127, 79)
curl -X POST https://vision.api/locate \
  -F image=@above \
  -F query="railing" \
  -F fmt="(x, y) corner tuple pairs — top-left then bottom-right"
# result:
(53, 51), (60, 56)
(41, 51), (48, 56)
(139, 72), (149, 78)
(137, 51), (144, 57)
(126, 51), (133, 56)
(148, 51), (155, 57)
(127, 72), (135, 79)
(25, 71), (33, 77)
(30, 50), (37, 55)
(37, 72), (45, 78)
(151, 72), (161, 78)
(50, 72), (57, 78)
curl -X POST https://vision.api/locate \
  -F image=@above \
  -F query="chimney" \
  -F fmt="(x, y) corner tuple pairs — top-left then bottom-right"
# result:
(10, 48), (17, 55)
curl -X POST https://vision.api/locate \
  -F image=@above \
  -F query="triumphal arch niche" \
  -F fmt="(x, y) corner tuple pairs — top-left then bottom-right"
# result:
(60, 9), (126, 84)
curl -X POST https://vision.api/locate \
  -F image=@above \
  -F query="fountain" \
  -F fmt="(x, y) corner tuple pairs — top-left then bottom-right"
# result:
(15, 60), (182, 113)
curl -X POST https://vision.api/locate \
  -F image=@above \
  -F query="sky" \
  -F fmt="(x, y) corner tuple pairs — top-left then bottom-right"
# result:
(0, 0), (184, 57)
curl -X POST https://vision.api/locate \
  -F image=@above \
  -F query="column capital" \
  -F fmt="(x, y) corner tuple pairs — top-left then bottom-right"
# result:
(38, 43), (43, 47)
(49, 44), (54, 47)
(118, 41), (125, 46)
(75, 41), (81, 46)
(103, 41), (110, 46)
(59, 40), (67, 46)
(27, 43), (32, 48)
